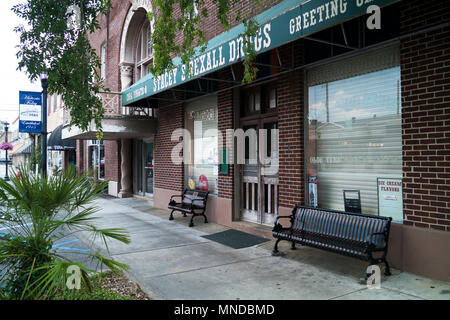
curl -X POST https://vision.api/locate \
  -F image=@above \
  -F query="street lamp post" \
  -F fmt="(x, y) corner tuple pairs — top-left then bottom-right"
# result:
(3, 122), (10, 181)
(40, 74), (48, 176)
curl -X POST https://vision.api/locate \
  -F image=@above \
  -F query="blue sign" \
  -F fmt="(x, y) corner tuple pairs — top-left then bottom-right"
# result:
(19, 91), (42, 134)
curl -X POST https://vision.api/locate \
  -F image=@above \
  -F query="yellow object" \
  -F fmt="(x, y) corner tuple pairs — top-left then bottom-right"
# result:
(188, 178), (195, 190)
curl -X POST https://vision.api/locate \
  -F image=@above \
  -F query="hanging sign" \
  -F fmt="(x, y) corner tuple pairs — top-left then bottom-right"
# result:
(19, 91), (42, 134)
(377, 177), (403, 221)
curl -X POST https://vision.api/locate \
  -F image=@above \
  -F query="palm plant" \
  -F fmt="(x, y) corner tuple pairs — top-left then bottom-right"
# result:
(0, 166), (130, 299)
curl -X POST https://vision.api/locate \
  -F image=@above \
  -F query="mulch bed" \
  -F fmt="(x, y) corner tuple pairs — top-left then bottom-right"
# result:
(97, 272), (150, 300)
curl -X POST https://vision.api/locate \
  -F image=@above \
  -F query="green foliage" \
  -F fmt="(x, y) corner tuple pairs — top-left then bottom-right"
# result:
(0, 166), (130, 300)
(13, 0), (267, 136)
(149, 0), (260, 83)
(28, 139), (41, 172)
(242, 18), (259, 84)
(13, 0), (111, 136)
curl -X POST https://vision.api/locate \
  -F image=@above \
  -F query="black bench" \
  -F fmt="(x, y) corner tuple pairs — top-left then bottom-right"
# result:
(168, 189), (209, 227)
(272, 205), (392, 277)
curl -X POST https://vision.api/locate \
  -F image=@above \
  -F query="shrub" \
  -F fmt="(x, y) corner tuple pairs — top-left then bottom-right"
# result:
(0, 166), (130, 299)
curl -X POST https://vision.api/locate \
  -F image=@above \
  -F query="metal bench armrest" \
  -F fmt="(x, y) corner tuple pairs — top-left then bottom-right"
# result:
(170, 194), (183, 201)
(274, 215), (293, 226)
(366, 231), (387, 248)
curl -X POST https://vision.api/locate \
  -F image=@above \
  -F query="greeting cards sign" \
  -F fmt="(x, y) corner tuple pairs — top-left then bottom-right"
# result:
(19, 91), (42, 133)
(377, 178), (403, 222)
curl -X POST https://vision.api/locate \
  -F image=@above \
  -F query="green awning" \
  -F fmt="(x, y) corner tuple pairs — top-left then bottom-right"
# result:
(122, 0), (398, 106)
(48, 125), (76, 151)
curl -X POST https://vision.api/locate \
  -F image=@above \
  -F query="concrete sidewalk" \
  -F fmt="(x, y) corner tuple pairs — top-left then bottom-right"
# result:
(76, 196), (450, 300)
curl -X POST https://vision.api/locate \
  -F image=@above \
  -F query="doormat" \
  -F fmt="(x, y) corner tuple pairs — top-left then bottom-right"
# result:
(201, 229), (269, 249)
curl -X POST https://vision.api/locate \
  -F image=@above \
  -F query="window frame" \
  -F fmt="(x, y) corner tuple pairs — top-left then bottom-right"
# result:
(303, 51), (402, 221)
(135, 20), (153, 82)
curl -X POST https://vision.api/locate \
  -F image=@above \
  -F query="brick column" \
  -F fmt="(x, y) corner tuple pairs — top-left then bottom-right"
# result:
(400, 0), (450, 231)
(277, 41), (305, 210)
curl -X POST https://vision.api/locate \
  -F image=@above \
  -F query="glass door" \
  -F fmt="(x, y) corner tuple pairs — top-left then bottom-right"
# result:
(239, 121), (279, 226)
(144, 142), (154, 196)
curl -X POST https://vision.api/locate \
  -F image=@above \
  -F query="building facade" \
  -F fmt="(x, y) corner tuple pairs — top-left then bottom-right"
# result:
(62, 0), (450, 282)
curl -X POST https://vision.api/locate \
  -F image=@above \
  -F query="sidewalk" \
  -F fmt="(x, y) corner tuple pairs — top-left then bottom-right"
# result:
(76, 196), (450, 300)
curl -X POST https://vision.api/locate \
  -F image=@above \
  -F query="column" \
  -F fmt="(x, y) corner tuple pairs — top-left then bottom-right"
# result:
(118, 138), (133, 198)
(120, 64), (133, 116)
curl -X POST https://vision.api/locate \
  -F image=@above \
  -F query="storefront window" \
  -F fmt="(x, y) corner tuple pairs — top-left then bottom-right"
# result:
(87, 140), (105, 181)
(185, 97), (218, 195)
(49, 151), (63, 175)
(306, 62), (402, 221)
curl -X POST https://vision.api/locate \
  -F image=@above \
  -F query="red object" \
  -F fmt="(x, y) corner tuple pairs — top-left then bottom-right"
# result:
(16, 172), (21, 180)
(308, 173), (318, 208)
(198, 174), (208, 191)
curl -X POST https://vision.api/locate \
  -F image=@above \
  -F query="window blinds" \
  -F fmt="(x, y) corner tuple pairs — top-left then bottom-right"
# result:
(306, 46), (402, 215)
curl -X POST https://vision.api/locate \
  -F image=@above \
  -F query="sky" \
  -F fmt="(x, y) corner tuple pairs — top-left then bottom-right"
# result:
(0, 0), (41, 126)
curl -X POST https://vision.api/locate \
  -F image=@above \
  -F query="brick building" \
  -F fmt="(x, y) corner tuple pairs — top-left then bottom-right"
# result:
(62, 0), (450, 282)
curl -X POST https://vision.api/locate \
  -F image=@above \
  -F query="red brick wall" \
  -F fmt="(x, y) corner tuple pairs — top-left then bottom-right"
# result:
(217, 69), (234, 199)
(89, 0), (130, 93)
(400, 0), (450, 231)
(104, 140), (121, 183)
(167, 1), (282, 59)
(76, 140), (85, 175)
(277, 41), (305, 208)
(85, 0), (131, 186)
(154, 104), (184, 192)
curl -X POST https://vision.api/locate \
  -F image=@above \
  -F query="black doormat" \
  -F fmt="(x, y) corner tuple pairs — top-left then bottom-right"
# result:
(201, 229), (269, 249)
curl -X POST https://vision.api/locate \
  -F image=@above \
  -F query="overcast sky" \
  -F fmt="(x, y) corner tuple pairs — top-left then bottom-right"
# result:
(0, 1), (41, 125)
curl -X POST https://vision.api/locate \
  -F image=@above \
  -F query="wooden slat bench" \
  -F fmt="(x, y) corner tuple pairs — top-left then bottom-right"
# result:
(272, 205), (392, 277)
(168, 189), (209, 227)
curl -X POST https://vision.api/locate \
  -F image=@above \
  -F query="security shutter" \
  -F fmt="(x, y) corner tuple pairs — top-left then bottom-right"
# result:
(306, 46), (402, 215)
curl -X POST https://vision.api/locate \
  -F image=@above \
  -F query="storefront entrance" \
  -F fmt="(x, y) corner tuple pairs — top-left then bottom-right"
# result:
(87, 140), (105, 181)
(134, 139), (154, 196)
(240, 120), (279, 226)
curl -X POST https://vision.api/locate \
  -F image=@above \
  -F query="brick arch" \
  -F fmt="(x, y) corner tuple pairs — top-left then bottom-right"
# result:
(119, 0), (153, 65)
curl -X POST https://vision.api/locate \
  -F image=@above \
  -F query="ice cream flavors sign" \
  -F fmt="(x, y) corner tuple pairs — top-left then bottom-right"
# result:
(123, 0), (398, 105)
(19, 91), (42, 134)
(377, 178), (403, 222)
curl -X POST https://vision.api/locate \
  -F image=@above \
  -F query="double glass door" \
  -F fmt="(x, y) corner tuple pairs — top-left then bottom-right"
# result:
(240, 121), (279, 226)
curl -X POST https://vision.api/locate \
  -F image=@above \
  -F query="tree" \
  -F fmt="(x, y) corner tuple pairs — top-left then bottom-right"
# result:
(13, 0), (111, 138)
(13, 0), (264, 133)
